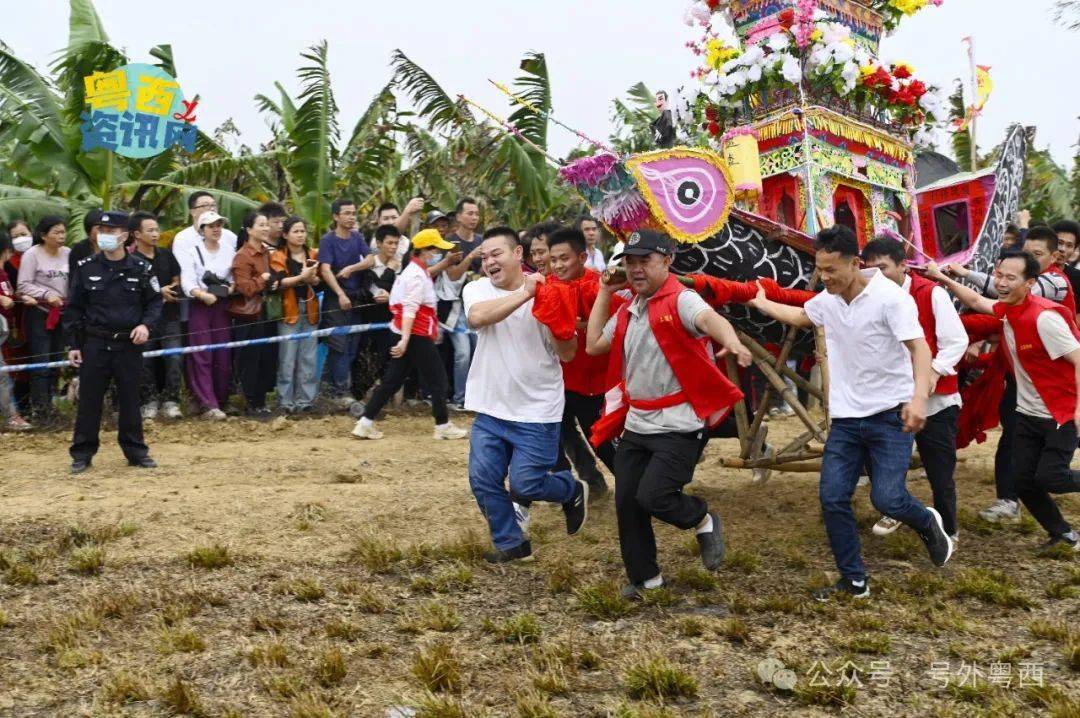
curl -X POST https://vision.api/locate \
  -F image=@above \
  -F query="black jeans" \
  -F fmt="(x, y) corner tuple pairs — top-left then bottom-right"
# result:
(70, 337), (148, 463)
(555, 391), (615, 487)
(233, 317), (277, 409)
(25, 307), (65, 416)
(363, 335), (448, 425)
(614, 429), (708, 585)
(1013, 413), (1080, 537)
(140, 318), (182, 405)
(915, 405), (960, 536)
(995, 375), (1018, 501)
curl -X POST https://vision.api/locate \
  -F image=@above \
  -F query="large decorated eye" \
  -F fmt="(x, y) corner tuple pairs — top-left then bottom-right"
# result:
(625, 148), (734, 244)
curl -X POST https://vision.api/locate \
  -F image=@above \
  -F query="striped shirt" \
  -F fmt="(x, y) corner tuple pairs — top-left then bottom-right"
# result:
(966, 269), (1068, 303)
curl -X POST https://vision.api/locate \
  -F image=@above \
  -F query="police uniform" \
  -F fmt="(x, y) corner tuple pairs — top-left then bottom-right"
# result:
(63, 212), (162, 471)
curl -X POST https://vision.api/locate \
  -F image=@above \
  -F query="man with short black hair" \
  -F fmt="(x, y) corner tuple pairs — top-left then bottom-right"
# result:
(928, 251), (1080, 554)
(257, 202), (288, 250)
(129, 211), (183, 420)
(576, 216), (607, 272)
(319, 198), (374, 406)
(749, 225), (954, 601)
(171, 192), (238, 325)
(67, 209), (103, 280)
(438, 197), (484, 408)
(861, 237), (967, 542)
(1053, 219), (1080, 275)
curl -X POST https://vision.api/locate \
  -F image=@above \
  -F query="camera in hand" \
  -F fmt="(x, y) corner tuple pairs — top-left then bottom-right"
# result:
(202, 271), (231, 298)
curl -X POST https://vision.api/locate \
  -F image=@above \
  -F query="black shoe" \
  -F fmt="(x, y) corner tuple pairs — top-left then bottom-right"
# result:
(563, 479), (589, 535)
(483, 540), (533, 564)
(620, 580), (665, 601)
(696, 512), (726, 570)
(918, 507), (954, 567)
(812, 577), (870, 602)
(70, 459), (91, 475)
(128, 456), (157, 469)
(1037, 533), (1080, 556)
(246, 407), (273, 421)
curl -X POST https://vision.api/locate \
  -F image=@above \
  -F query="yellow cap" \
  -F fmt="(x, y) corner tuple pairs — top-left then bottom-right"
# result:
(411, 228), (455, 251)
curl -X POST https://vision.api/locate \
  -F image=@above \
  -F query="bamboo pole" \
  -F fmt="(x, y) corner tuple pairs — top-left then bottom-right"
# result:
(777, 420), (829, 456)
(748, 351), (825, 443)
(725, 355), (750, 457)
(814, 326), (831, 432)
(739, 333), (822, 400)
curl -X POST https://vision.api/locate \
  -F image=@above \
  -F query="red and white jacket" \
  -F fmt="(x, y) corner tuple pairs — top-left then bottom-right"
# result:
(389, 258), (438, 340)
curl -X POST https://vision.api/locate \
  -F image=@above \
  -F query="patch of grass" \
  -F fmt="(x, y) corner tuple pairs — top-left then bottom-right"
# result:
(945, 678), (989, 704)
(411, 641), (461, 693)
(282, 577), (326, 603)
(314, 647), (347, 687)
(847, 613), (885, 631)
(185, 544), (232, 569)
(68, 546), (105, 575)
(158, 626), (206, 654)
(996, 645), (1033, 665)
(493, 613), (542, 644)
(0, 607), (9, 629)
(844, 633), (892, 655)
(261, 672), (304, 700)
(756, 593), (803, 614)
(249, 640), (290, 668)
(1066, 637), (1080, 672)
(1016, 513), (1040, 535)
(725, 548), (761, 573)
(430, 530), (487, 564)
(530, 664), (571, 696)
(39, 610), (100, 654)
(794, 681), (857, 707)
(674, 565), (718, 591)
(5, 561), (40, 586)
(718, 617), (750, 644)
(515, 690), (559, 718)
(724, 590), (753, 615)
(287, 692), (338, 718)
(641, 587), (680, 608)
(160, 677), (208, 717)
(546, 557), (577, 594)
(250, 611), (290, 634)
(611, 703), (678, 718)
(348, 534), (404, 573)
(905, 571), (946, 597)
(782, 548), (809, 570)
(575, 582), (634, 621)
(1028, 619), (1072, 643)
(414, 692), (472, 718)
(100, 670), (151, 704)
(338, 583), (389, 613)
(957, 508), (1000, 536)
(880, 531), (923, 560)
(624, 655), (698, 700)
(578, 648), (602, 671)
(951, 569), (1035, 609)
(676, 617), (705, 638)
(325, 618), (364, 642)
(88, 587), (145, 619)
(1047, 582), (1079, 600)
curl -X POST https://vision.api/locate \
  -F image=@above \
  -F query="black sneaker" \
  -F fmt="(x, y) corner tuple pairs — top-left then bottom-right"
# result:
(70, 459), (91, 475)
(483, 540), (533, 564)
(621, 580), (665, 601)
(563, 479), (589, 535)
(127, 456), (158, 469)
(812, 577), (870, 602)
(696, 512), (726, 570)
(918, 507), (954, 567)
(1036, 534), (1080, 556)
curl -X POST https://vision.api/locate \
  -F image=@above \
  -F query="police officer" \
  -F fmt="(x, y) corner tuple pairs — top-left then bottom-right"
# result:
(64, 210), (162, 474)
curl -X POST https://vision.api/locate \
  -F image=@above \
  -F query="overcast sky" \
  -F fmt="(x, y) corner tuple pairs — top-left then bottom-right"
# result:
(9, 0), (1079, 168)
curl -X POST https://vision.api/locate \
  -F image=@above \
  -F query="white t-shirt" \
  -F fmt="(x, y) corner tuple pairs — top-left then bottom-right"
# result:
(1002, 310), (1080, 419)
(804, 269), (925, 419)
(585, 246), (607, 273)
(462, 277), (565, 423)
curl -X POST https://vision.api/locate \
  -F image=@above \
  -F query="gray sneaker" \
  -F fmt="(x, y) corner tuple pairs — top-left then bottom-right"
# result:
(979, 499), (1020, 523)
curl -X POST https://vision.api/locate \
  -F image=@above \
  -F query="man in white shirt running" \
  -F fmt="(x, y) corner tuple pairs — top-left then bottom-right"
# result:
(861, 238), (968, 543)
(749, 226), (954, 601)
(463, 227), (588, 563)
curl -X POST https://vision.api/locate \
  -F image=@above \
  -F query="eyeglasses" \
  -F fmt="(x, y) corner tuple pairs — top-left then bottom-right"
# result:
(194, 203), (217, 211)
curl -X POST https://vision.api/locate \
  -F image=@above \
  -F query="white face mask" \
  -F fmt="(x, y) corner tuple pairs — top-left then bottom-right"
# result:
(425, 252), (444, 268)
(97, 232), (122, 252)
(12, 236), (32, 253)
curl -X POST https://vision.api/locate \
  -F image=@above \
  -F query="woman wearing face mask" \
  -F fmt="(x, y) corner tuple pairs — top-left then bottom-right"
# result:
(230, 211), (278, 419)
(180, 211), (236, 420)
(3, 220), (33, 413)
(17, 216), (71, 422)
(270, 216), (320, 414)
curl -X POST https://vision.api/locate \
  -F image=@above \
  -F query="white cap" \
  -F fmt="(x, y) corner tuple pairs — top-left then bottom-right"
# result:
(196, 211), (227, 230)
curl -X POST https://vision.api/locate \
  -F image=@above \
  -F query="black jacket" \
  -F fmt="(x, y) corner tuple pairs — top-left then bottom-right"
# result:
(63, 252), (163, 350)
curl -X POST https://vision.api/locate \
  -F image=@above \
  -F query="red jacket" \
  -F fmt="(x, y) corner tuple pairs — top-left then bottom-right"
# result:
(559, 269), (614, 396)
(908, 273), (960, 395)
(590, 274), (743, 446)
(994, 293), (1080, 425)
(1045, 264), (1077, 317)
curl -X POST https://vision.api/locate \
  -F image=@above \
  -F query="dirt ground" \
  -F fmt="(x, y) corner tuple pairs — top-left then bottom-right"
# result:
(0, 409), (1077, 717)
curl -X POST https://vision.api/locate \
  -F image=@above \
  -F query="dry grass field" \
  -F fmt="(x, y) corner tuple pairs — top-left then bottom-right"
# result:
(0, 409), (1077, 717)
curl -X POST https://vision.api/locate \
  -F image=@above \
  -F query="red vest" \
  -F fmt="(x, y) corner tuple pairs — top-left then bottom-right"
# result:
(907, 273), (960, 396)
(558, 269), (613, 396)
(590, 274), (744, 446)
(993, 294), (1080, 425)
(389, 259), (439, 341)
(1045, 264), (1077, 317)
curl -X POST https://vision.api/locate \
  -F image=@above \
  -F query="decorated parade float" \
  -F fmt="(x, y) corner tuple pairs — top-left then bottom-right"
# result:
(556, 0), (1026, 476)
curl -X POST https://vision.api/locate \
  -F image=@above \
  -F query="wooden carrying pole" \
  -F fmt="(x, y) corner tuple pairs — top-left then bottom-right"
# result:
(738, 332), (825, 443)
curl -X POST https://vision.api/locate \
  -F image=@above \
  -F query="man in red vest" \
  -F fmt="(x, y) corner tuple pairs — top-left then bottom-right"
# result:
(943, 226), (1074, 523)
(929, 251), (1080, 554)
(546, 228), (617, 497)
(749, 226), (954, 601)
(861, 238), (968, 543)
(585, 230), (751, 599)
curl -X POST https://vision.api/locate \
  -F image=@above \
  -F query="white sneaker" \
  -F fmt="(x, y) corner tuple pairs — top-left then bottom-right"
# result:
(872, 516), (902, 536)
(202, 408), (226, 421)
(161, 401), (183, 419)
(513, 502), (531, 534)
(979, 499), (1020, 523)
(351, 419), (384, 440)
(751, 444), (775, 485)
(141, 401), (159, 420)
(433, 422), (467, 440)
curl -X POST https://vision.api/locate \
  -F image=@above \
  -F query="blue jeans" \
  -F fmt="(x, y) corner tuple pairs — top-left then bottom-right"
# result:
(468, 413), (576, 550)
(819, 408), (933, 582)
(277, 301), (320, 410)
(449, 311), (476, 404)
